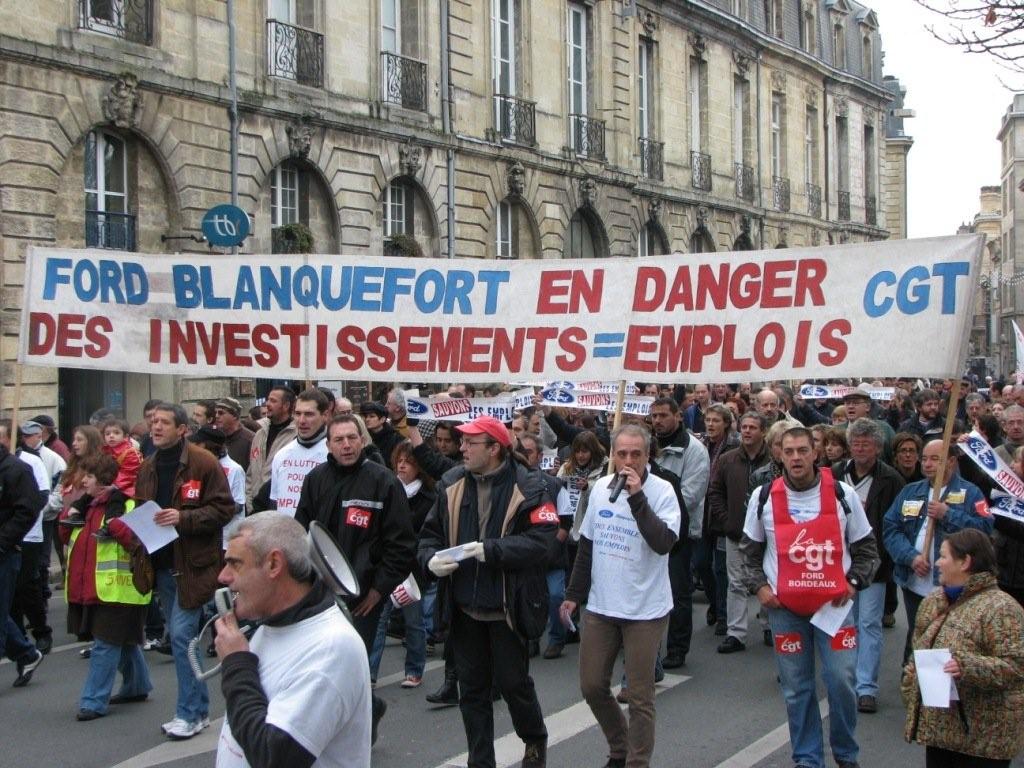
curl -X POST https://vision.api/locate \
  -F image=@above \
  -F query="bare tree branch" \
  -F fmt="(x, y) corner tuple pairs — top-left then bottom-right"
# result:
(914, 1), (1024, 76)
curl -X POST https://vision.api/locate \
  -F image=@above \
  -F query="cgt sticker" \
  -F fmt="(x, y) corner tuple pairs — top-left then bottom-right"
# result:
(975, 500), (992, 518)
(831, 626), (858, 651)
(529, 502), (558, 525)
(345, 507), (372, 529)
(775, 632), (803, 655)
(180, 479), (201, 501)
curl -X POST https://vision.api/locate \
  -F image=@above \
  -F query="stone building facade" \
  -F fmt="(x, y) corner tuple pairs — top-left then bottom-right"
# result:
(0, 0), (908, 427)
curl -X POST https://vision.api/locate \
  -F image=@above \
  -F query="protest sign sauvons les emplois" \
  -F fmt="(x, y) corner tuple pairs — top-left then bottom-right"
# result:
(19, 235), (983, 384)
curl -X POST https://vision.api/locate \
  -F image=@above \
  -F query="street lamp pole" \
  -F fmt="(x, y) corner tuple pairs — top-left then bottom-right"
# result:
(227, 0), (239, 210)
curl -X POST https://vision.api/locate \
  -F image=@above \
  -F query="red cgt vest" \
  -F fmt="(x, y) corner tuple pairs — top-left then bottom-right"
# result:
(770, 468), (848, 616)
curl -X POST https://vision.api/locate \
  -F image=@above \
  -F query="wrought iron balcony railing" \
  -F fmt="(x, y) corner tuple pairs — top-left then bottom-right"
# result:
(494, 94), (536, 146)
(79, 0), (153, 44)
(838, 189), (851, 221)
(806, 183), (821, 218)
(381, 51), (428, 111)
(267, 19), (324, 88)
(570, 114), (606, 160)
(639, 137), (664, 181)
(773, 175), (791, 212)
(865, 194), (877, 226)
(86, 210), (136, 251)
(691, 151), (711, 191)
(735, 162), (754, 202)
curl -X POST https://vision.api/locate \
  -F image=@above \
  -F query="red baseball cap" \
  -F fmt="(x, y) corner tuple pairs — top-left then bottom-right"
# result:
(457, 416), (512, 447)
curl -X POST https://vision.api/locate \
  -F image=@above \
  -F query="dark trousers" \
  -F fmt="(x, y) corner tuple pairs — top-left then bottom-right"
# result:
(347, 599), (386, 715)
(901, 587), (925, 664)
(926, 746), (1010, 768)
(693, 536), (717, 616)
(39, 520), (55, 599)
(666, 538), (692, 658)
(11, 542), (49, 641)
(0, 551), (36, 664)
(884, 579), (899, 615)
(452, 608), (546, 768)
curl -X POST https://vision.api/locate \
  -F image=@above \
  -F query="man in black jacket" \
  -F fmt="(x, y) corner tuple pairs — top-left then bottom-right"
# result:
(294, 414), (416, 746)
(419, 415), (556, 768)
(833, 418), (904, 715)
(0, 423), (46, 687)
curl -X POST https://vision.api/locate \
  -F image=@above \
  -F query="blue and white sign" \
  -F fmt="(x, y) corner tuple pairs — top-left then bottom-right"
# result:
(201, 204), (250, 248)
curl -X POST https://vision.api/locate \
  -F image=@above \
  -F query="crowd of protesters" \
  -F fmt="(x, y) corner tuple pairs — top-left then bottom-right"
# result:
(0, 373), (1022, 768)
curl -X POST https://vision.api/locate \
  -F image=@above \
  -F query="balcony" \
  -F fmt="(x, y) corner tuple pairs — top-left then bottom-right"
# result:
(691, 151), (712, 191)
(735, 162), (754, 202)
(570, 114), (606, 161)
(267, 19), (324, 88)
(865, 194), (877, 226)
(79, 0), (153, 45)
(838, 190), (851, 221)
(494, 94), (536, 146)
(806, 183), (821, 218)
(86, 210), (136, 251)
(639, 137), (664, 181)
(381, 51), (428, 112)
(773, 176), (791, 212)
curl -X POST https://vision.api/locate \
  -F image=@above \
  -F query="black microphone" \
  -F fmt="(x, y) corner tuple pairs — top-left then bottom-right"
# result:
(608, 472), (628, 503)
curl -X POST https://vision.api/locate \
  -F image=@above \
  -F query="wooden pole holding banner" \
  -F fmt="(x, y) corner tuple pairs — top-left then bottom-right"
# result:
(9, 364), (23, 448)
(921, 380), (962, 565)
(607, 379), (627, 476)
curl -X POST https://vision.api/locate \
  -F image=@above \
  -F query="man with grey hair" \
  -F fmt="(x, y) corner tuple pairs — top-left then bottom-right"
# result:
(832, 418), (904, 714)
(996, 404), (1024, 465)
(215, 512), (371, 768)
(963, 392), (986, 429)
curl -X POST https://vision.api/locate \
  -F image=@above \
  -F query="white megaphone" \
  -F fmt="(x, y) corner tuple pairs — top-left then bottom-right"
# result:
(189, 520), (360, 681)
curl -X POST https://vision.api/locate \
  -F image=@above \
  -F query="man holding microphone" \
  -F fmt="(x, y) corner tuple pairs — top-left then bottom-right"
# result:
(561, 423), (681, 768)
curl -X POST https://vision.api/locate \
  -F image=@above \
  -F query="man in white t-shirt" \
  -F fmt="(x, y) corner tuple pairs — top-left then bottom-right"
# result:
(562, 423), (681, 768)
(215, 512), (370, 768)
(269, 389), (329, 517)
(739, 427), (879, 768)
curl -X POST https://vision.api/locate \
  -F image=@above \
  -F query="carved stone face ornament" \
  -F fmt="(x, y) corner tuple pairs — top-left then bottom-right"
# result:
(286, 115), (315, 160)
(579, 177), (598, 208)
(102, 73), (142, 129)
(507, 160), (525, 197)
(399, 142), (422, 177)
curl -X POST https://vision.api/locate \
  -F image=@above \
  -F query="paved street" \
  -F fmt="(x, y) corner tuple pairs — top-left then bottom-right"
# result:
(2, 589), (1020, 768)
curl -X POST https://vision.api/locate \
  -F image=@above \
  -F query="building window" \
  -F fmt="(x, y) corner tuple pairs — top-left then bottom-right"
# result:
(271, 164), (299, 227)
(638, 38), (652, 140)
(492, 0), (515, 97)
(79, 0), (154, 45)
(836, 115), (849, 189)
(861, 34), (872, 78)
(805, 107), (818, 185)
(496, 199), (516, 258)
(833, 23), (845, 68)
(84, 130), (136, 250)
(771, 93), (785, 177)
(384, 180), (408, 237)
(381, 0), (400, 53)
(568, 2), (588, 120)
(733, 77), (745, 165)
(689, 56), (707, 153)
(799, 2), (815, 52)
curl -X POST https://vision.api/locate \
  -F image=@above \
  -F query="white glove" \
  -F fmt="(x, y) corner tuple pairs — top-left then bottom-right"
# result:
(462, 541), (486, 562)
(428, 555), (458, 578)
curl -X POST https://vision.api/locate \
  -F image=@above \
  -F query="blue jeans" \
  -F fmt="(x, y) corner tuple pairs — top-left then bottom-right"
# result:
(80, 637), (153, 714)
(422, 582), (437, 639)
(546, 569), (566, 646)
(853, 582), (886, 697)
(767, 606), (859, 768)
(0, 550), (36, 664)
(155, 568), (209, 724)
(368, 599), (426, 680)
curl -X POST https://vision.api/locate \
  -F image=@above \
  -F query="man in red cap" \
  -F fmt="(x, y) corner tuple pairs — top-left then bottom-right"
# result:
(418, 415), (557, 768)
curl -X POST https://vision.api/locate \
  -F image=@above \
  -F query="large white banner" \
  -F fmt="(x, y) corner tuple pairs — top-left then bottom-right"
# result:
(19, 235), (983, 383)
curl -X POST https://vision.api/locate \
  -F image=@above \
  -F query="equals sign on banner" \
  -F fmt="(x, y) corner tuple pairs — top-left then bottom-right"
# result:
(593, 333), (625, 358)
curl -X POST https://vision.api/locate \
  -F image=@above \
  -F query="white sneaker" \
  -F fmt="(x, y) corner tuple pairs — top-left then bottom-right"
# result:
(165, 717), (204, 740)
(162, 716), (210, 734)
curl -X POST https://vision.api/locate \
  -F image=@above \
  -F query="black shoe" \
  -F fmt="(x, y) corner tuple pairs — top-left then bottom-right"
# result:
(714, 620), (727, 636)
(110, 693), (149, 704)
(604, 759), (626, 768)
(425, 676), (458, 706)
(717, 636), (746, 654)
(154, 639), (173, 656)
(528, 640), (540, 658)
(76, 708), (104, 721)
(542, 643), (564, 659)
(13, 648), (43, 687)
(35, 635), (53, 656)
(763, 628), (773, 647)
(521, 738), (546, 768)
(370, 696), (387, 746)
(856, 695), (877, 713)
(705, 606), (717, 626)
(662, 653), (686, 669)
(79, 646), (92, 659)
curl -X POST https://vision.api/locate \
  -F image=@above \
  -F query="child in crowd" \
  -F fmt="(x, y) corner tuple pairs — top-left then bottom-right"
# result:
(101, 418), (142, 498)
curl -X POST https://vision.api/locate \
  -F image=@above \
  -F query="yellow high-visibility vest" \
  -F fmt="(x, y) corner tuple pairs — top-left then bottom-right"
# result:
(67, 499), (150, 606)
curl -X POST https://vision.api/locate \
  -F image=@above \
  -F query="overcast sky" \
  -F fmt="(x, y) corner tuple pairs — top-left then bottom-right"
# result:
(879, 0), (1015, 238)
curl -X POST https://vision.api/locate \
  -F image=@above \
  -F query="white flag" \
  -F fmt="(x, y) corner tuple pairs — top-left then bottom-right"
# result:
(1013, 320), (1024, 382)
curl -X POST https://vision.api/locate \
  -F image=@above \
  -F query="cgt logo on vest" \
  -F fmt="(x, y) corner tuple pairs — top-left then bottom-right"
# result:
(529, 503), (559, 525)
(788, 528), (837, 572)
(775, 632), (803, 654)
(181, 480), (202, 501)
(345, 507), (372, 529)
